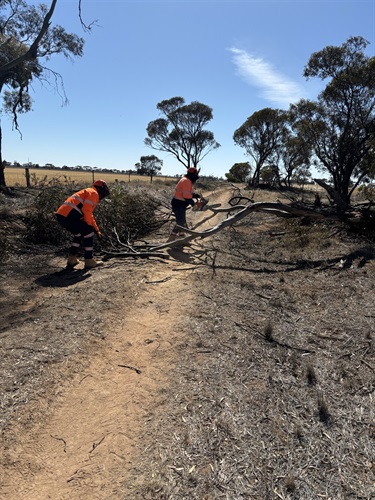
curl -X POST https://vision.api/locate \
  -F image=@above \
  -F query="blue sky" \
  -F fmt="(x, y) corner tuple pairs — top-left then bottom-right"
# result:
(2, 0), (375, 178)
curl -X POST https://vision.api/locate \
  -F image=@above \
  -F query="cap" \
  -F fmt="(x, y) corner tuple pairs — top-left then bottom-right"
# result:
(93, 179), (107, 188)
(92, 179), (110, 198)
(187, 167), (199, 175)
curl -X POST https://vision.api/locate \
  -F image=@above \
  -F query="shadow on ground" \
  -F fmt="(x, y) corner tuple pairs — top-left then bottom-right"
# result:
(35, 268), (91, 287)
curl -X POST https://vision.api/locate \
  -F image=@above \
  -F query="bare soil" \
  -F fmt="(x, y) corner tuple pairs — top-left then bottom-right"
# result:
(0, 184), (374, 499)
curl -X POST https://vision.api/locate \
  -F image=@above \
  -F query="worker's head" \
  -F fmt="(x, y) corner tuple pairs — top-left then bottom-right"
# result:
(186, 167), (200, 183)
(93, 179), (110, 199)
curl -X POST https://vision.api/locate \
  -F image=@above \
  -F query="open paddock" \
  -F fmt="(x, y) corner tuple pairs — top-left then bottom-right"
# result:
(4, 167), (179, 187)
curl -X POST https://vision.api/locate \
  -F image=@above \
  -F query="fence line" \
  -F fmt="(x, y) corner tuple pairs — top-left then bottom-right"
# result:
(5, 168), (178, 187)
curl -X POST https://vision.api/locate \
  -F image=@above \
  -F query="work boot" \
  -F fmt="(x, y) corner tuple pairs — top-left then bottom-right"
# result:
(67, 255), (79, 267)
(84, 258), (104, 269)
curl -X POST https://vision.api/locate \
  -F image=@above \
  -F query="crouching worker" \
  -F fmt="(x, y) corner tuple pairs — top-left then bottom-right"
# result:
(55, 179), (110, 269)
(168, 167), (201, 242)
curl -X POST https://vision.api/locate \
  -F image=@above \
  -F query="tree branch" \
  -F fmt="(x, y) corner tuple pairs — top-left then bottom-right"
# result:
(102, 201), (345, 260)
(0, 0), (58, 79)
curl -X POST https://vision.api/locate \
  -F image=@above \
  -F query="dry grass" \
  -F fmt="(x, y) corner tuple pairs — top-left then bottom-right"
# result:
(124, 191), (375, 499)
(4, 167), (179, 187)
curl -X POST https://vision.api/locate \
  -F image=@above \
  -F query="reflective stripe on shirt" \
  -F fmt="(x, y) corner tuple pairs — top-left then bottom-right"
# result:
(63, 202), (82, 214)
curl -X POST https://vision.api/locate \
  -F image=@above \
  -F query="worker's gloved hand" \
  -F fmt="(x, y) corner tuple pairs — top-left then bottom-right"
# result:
(96, 230), (102, 241)
(195, 198), (208, 210)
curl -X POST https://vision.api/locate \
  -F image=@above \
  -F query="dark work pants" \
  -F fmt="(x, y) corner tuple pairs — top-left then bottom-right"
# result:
(171, 198), (189, 233)
(55, 211), (94, 259)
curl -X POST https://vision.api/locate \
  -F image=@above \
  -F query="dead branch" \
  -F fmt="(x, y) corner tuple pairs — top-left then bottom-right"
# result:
(103, 201), (344, 260)
(102, 251), (169, 260)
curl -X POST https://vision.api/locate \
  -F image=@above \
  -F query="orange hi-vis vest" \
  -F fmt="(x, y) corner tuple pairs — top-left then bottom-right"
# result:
(173, 177), (193, 201)
(56, 187), (100, 233)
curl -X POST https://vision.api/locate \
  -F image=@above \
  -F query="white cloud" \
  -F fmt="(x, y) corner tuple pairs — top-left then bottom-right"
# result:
(229, 47), (304, 108)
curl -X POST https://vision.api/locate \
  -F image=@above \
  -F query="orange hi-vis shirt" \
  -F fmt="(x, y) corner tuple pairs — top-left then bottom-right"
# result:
(173, 177), (194, 201)
(55, 187), (100, 233)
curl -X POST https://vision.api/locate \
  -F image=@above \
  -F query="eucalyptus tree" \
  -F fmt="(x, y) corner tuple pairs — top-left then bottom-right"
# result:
(145, 96), (220, 171)
(225, 162), (251, 183)
(0, 0), (85, 187)
(278, 128), (311, 187)
(135, 154), (163, 183)
(291, 36), (375, 211)
(233, 107), (286, 186)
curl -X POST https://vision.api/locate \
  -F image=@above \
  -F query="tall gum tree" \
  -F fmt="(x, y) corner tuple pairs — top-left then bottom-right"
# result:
(233, 107), (286, 187)
(145, 96), (220, 172)
(291, 36), (375, 211)
(0, 0), (85, 188)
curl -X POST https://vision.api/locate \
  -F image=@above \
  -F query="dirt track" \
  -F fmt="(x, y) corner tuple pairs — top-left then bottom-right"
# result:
(1, 265), (190, 498)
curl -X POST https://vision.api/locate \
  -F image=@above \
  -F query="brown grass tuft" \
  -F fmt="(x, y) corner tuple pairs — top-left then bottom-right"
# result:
(305, 362), (317, 386)
(317, 392), (331, 424)
(264, 320), (274, 342)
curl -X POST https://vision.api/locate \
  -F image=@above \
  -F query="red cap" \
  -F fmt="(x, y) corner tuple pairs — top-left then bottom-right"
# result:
(187, 167), (199, 175)
(93, 179), (107, 188)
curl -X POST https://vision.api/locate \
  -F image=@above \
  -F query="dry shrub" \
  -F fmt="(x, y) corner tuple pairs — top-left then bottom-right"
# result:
(95, 183), (167, 244)
(23, 184), (74, 245)
(22, 181), (169, 247)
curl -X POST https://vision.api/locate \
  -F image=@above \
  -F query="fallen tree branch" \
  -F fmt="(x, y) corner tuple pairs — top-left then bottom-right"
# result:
(103, 200), (345, 259)
(102, 251), (169, 260)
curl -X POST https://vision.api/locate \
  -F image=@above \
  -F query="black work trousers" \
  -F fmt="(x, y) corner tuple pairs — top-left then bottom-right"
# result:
(55, 210), (94, 259)
(171, 198), (189, 234)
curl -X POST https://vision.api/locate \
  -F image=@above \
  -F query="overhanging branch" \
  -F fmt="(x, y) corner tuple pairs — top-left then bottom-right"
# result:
(0, 0), (58, 80)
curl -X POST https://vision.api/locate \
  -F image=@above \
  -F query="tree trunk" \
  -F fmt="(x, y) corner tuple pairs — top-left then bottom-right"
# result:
(313, 178), (348, 212)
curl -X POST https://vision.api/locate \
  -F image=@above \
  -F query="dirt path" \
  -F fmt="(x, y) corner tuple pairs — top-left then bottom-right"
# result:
(0, 187), (231, 499)
(1, 269), (189, 499)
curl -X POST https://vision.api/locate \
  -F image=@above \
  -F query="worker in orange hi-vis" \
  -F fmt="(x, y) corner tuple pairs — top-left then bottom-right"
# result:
(55, 180), (110, 269)
(167, 167), (203, 242)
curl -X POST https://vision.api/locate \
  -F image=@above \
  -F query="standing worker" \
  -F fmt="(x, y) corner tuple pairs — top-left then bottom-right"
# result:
(168, 167), (203, 242)
(55, 179), (110, 269)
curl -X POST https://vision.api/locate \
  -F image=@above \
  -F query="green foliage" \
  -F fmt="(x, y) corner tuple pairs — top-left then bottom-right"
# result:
(135, 155), (163, 181)
(292, 36), (375, 208)
(225, 162), (250, 183)
(23, 181), (166, 247)
(145, 96), (220, 171)
(233, 108), (287, 186)
(259, 165), (278, 186)
(23, 185), (73, 245)
(0, 0), (85, 188)
(95, 184), (162, 243)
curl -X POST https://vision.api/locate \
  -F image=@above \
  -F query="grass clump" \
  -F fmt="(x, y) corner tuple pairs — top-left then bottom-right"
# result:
(305, 362), (317, 386)
(264, 320), (274, 342)
(317, 392), (331, 424)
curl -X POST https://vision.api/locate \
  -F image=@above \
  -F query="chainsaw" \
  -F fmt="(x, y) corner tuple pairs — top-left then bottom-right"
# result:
(192, 196), (209, 211)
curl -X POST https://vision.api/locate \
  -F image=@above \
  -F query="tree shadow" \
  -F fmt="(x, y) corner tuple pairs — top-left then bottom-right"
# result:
(216, 245), (375, 274)
(166, 242), (218, 266)
(35, 268), (91, 288)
